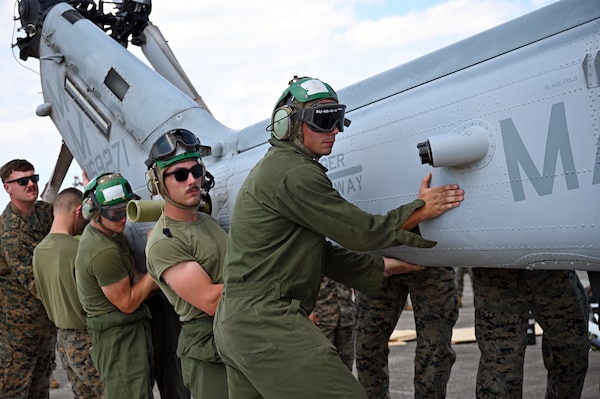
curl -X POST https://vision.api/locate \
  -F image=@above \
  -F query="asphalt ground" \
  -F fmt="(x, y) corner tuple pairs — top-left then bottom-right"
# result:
(50, 272), (600, 398)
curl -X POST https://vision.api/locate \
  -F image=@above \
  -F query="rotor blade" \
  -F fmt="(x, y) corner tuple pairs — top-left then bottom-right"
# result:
(41, 142), (73, 203)
(140, 22), (212, 115)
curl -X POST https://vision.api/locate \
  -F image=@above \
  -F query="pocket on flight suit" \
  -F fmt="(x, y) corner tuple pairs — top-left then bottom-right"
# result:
(218, 305), (277, 366)
(177, 327), (222, 363)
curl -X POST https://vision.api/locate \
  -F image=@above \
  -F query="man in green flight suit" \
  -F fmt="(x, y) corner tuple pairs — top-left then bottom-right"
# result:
(213, 76), (465, 398)
(76, 172), (157, 399)
(145, 129), (228, 398)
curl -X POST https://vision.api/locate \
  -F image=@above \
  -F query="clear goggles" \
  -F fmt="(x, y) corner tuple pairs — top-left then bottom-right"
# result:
(148, 129), (200, 164)
(295, 103), (351, 133)
(99, 205), (127, 222)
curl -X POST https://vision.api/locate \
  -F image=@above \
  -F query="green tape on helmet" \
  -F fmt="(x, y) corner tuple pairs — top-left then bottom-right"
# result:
(273, 76), (338, 111)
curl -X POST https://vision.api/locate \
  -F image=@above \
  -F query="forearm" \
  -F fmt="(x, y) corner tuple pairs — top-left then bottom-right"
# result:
(188, 284), (223, 316)
(122, 274), (156, 314)
(399, 207), (424, 231)
(324, 245), (384, 296)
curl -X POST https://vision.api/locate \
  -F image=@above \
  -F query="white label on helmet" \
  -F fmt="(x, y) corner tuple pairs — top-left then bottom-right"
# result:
(102, 184), (126, 202)
(300, 79), (329, 96)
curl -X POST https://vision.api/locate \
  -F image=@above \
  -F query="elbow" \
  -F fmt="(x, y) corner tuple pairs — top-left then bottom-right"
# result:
(199, 298), (220, 316)
(205, 308), (216, 317)
(116, 302), (139, 314)
(204, 300), (219, 316)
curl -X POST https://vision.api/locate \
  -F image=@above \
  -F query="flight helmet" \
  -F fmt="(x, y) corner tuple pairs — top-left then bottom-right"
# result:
(82, 172), (137, 221)
(270, 76), (350, 142)
(145, 129), (206, 210)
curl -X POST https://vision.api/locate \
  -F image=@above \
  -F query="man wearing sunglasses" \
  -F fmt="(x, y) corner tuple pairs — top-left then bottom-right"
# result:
(75, 172), (158, 399)
(0, 159), (55, 398)
(213, 76), (464, 399)
(145, 129), (229, 399)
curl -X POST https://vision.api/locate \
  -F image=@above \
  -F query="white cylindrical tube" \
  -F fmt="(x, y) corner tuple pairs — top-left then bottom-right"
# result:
(427, 126), (489, 167)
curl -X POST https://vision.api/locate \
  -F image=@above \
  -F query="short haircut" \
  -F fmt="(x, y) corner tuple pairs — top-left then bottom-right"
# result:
(0, 159), (34, 183)
(54, 187), (83, 213)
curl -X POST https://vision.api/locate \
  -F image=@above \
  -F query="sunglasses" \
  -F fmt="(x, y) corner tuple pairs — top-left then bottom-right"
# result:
(164, 163), (204, 182)
(294, 103), (352, 133)
(148, 129), (200, 164)
(5, 174), (40, 186)
(99, 206), (127, 222)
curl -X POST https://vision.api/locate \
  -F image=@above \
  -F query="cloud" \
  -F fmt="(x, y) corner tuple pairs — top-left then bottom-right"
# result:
(0, 0), (554, 208)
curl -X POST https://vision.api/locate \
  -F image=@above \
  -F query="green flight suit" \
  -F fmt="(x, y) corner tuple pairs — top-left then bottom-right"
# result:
(214, 139), (436, 399)
(76, 225), (154, 399)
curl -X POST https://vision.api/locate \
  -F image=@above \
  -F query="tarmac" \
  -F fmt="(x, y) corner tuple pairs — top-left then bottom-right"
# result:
(49, 272), (600, 399)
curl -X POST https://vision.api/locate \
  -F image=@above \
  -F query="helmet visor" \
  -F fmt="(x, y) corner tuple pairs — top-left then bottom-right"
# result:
(298, 104), (350, 133)
(148, 129), (200, 164)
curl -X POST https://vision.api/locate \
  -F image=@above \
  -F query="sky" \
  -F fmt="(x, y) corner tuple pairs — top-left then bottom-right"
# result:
(0, 0), (555, 209)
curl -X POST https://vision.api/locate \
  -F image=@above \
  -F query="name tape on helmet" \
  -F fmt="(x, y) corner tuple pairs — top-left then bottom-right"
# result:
(299, 79), (331, 97)
(102, 184), (126, 203)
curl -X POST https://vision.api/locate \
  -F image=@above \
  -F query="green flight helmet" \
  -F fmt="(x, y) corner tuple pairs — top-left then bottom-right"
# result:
(82, 172), (137, 219)
(274, 76), (339, 108)
(271, 76), (340, 141)
(146, 129), (202, 170)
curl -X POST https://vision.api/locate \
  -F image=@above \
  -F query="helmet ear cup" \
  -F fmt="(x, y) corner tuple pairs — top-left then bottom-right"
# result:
(272, 106), (293, 140)
(81, 196), (96, 220)
(145, 168), (160, 196)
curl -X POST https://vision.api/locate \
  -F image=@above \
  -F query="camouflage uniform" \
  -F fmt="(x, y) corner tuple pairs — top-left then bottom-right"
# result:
(0, 201), (55, 398)
(455, 266), (473, 296)
(355, 267), (457, 399)
(472, 268), (589, 399)
(57, 329), (104, 398)
(313, 275), (355, 370)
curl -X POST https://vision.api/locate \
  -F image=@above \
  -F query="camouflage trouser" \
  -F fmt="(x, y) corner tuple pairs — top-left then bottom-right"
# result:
(455, 266), (473, 295)
(57, 328), (104, 398)
(355, 267), (458, 399)
(0, 322), (55, 399)
(319, 323), (354, 371)
(472, 268), (589, 399)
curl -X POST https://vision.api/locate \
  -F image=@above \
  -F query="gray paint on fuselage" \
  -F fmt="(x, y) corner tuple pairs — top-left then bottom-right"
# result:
(44, 69), (133, 178)
(322, 153), (364, 195)
(595, 133), (600, 185)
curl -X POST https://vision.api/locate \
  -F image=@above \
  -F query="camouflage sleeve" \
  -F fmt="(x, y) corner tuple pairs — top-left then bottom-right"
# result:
(315, 276), (336, 310)
(0, 202), (53, 294)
